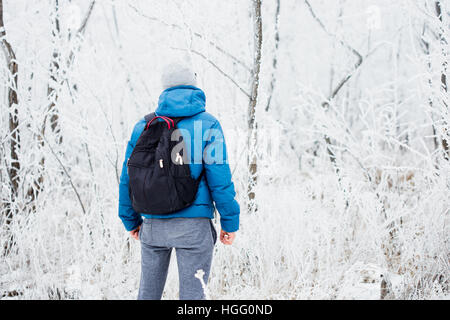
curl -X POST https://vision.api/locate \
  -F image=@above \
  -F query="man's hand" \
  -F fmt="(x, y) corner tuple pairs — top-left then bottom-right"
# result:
(130, 225), (141, 240)
(220, 230), (236, 245)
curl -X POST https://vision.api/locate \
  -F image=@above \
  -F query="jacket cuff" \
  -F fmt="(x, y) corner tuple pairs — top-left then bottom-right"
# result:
(122, 216), (143, 232)
(220, 216), (239, 233)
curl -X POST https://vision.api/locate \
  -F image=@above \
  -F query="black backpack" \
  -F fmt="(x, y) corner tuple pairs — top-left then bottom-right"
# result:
(127, 113), (203, 214)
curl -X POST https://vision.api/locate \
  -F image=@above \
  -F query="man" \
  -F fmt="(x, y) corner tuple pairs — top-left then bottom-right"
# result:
(118, 62), (240, 300)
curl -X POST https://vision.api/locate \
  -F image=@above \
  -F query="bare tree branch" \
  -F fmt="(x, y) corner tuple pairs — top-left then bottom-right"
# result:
(77, 0), (96, 35)
(172, 47), (251, 98)
(304, 0), (363, 66)
(304, 0), (364, 171)
(38, 128), (87, 215)
(128, 3), (251, 72)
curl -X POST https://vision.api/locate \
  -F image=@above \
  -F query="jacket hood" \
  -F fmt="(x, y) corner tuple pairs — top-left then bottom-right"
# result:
(155, 85), (206, 117)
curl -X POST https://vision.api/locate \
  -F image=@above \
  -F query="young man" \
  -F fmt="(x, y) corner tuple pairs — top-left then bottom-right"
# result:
(118, 62), (240, 300)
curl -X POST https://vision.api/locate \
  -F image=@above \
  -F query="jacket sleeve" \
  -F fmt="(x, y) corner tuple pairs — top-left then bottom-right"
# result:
(118, 120), (145, 231)
(203, 120), (240, 232)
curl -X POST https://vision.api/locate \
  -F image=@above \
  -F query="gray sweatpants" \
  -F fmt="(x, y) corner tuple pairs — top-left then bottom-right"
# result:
(137, 217), (217, 300)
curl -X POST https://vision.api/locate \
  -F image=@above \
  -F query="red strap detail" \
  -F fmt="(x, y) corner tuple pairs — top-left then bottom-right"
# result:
(160, 116), (174, 128)
(145, 116), (171, 130)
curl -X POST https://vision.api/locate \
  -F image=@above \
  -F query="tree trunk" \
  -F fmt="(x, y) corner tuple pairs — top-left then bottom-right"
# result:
(435, 1), (449, 159)
(0, 0), (20, 254)
(247, 0), (262, 213)
(46, 0), (62, 142)
(44, 0), (95, 143)
(265, 0), (280, 112)
(29, 1), (96, 207)
(420, 23), (440, 153)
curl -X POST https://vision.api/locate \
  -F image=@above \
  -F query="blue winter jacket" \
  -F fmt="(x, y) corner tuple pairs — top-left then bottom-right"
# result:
(118, 85), (240, 233)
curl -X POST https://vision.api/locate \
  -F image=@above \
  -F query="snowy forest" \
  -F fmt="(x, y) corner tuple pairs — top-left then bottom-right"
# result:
(0, 0), (448, 299)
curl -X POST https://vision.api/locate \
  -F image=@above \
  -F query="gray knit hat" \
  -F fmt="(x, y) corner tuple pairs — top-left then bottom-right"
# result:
(161, 61), (197, 89)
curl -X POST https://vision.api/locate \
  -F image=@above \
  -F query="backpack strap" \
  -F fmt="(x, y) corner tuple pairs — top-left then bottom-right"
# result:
(146, 116), (174, 130)
(147, 112), (205, 180)
(144, 112), (155, 122)
(171, 117), (185, 127)
(196, 168), (205, 182)
(147, 113), (192, 128)
(145, 113), (180, 130)
(144, 113), (176, 130)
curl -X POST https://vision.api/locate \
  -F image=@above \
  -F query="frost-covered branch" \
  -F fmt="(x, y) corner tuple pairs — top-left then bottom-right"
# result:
(172, 47), (251, 98)
(128, 3), (251, 72)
